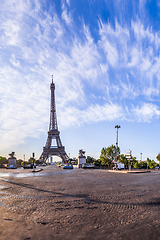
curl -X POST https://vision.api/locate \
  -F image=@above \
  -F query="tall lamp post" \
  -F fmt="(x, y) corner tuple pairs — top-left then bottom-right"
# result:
(23, 155), (25, 168)
(32, 152), (35, 172)
(115, 125), (121, 167)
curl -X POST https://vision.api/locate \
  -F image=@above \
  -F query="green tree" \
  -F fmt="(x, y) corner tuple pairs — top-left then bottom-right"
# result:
(28, 157), (35, 164)
(147, 159), (157, 169)
(0, 156), (8, 165)
(86, 156), (96, 163)
(35, 159), (40, 165)
(93, 159), (101, 166)
(106, 145), (120, 160)
(134, 162), (140, 169)
(156, 153), (160, 163)
(99, 145), (120, 167)
(118, 154), (128, 167)
(99, 148), (110, 166)
(21, 161), (26, 166)
(130, 157), (137, 167)
(17, 159), (23, 166)
(140, 161), (147, 169)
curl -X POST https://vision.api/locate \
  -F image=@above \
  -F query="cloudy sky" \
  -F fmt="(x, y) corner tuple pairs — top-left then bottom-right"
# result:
(1, 0), (160, 161)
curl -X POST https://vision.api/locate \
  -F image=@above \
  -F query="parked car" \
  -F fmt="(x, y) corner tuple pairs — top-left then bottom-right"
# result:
(82, 163), (95, 169)
(155, 167), (159, 170)
(23, 164), (36, 169)
(6, 165), (17, 169)
(63, 164), (73, 169)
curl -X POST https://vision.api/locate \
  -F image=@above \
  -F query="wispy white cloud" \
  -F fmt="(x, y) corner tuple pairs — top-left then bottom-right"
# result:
(133, 103), (160, 122)
(99, 16), (160, 101)
(66, 0), (70, 6)
(10, 54), (20, 67)
(0, 66), (49, 150)
(61, 1), (73, 25)
(127, 47), (141, 67)
(133, 22), (154, 43)
(58, 103), (123, 128)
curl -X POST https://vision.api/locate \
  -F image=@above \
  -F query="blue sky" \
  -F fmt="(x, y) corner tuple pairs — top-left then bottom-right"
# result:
(1, 0), (160, 161)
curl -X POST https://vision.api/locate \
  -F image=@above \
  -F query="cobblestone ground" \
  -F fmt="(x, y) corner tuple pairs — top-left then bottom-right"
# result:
(0, 165), (160, 239)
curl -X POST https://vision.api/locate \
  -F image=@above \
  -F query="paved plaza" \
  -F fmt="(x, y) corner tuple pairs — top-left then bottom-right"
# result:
(0, 165), (160, 239)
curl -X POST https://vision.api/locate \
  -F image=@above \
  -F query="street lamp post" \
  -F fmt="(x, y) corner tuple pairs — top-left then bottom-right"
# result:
(147, 158), (149, 171)
(32, 152), (35, 172)
(23, 155), (25, 168)
(140, 153), (142, 162)
(115, 125), (121, 169)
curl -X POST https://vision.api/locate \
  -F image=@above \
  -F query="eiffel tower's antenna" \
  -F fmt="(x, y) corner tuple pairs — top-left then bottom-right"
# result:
(50, 76), (57, 130)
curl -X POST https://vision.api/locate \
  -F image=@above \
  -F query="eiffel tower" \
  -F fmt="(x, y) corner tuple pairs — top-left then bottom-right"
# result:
(40, 76), (69, 163)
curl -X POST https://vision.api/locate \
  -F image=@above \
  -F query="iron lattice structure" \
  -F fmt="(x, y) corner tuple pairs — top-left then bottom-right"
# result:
(40, 76), (69, 163)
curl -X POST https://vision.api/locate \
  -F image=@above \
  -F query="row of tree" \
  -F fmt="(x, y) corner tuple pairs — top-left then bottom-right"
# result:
(0, 156), (41, 167)
(83, 145), (159, 169)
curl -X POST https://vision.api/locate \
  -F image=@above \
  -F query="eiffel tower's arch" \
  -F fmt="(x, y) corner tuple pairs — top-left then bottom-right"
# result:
(40, 76), (69, 163)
